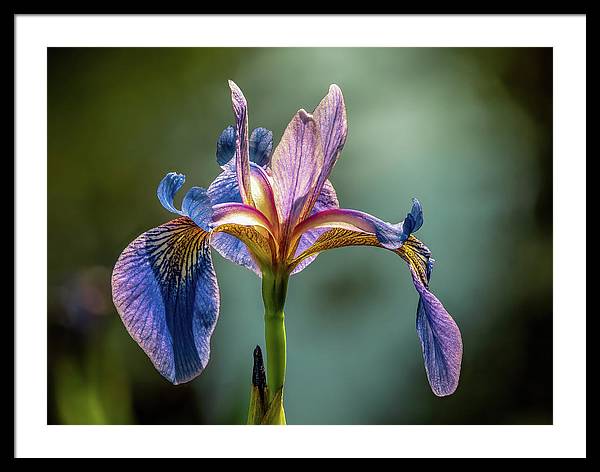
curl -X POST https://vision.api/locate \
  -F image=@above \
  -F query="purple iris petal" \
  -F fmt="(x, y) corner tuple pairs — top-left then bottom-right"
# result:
(157, 172), (212, 231)
(305, 84), (348, 212)
(410, 267), (462, 397)
(229, 80), (253, 206)
(270, 109), (323, 232)
(111, 217), (220, 385)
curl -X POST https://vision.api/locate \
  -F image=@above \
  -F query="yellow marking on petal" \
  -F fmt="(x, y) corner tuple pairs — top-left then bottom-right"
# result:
(288, 228), (380, 271)
(146, 217), (210, 288)
(212, 203), (278, 244)
(399, 236), (431, 287)
(250, 172), (279, 231)
(288, 228), (430, 284)
(213, 223), (274, 270)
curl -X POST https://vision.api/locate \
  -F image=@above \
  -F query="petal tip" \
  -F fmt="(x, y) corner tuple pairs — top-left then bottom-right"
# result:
(298, 109), (314, 123)
(164, 171), (186, 186)
(328, 83), (343, 95)
(228, 80), (244, 97)
(431, 382), (459, 397)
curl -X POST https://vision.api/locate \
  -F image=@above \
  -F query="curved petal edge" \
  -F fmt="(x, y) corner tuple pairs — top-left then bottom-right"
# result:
(411, 268), (462, 397)
(111, 217), (220, 385)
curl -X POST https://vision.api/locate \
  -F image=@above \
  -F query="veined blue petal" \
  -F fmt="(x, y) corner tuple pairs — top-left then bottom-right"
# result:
(157, 172), (186, 214)
(376, 198), (424, 247)
(411, 267), (462, 397)
(216, 126), (236, 166)
(401, 198), (424, 237)
(216, 126), (274, 168)
(249, 127), (273, 167)
(397, 235), (461, 396)
(111, 217), (220, 385)
(182, 187), (213, 228)
(210, 232), (261, 275)
(207, 166), (242, 205)
(157, 173), (212, 231)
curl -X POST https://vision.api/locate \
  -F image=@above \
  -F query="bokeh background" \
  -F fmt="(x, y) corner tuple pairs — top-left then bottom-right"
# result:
(47, 48), (552, 425)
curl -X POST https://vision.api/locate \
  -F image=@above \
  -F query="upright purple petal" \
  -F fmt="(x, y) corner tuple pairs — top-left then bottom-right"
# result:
(305, 84), (348, 212)
(228, 80), (254, 206)
(112, 217), (220, 384)
(270, 109), (323, 233)
(410, 268), (462, 397)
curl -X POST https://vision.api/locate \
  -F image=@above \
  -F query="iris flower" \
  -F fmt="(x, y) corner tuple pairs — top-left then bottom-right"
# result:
(112, 81), (462, 424)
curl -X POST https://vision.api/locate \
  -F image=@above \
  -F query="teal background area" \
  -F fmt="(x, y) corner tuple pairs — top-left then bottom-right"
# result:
(48, 48), (552, 425)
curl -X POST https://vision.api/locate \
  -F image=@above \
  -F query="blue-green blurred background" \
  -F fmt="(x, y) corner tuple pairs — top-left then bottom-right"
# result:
(48, 48), (552, 425)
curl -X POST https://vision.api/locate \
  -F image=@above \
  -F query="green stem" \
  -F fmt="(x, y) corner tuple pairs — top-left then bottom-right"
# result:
(261, 270), (289, 401)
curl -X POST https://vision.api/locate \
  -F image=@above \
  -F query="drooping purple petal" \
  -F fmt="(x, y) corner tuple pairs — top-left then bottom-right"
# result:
(292, 198), (423, 250)
(291, 179), (339, 275)
(111, 217), (220, 384)
(410, 267), (462, 397)
(157, 172), (212, 230)
(288, 223), (462, 396)
(229, 80), (254, 206)
(270, 109), (323, 233)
